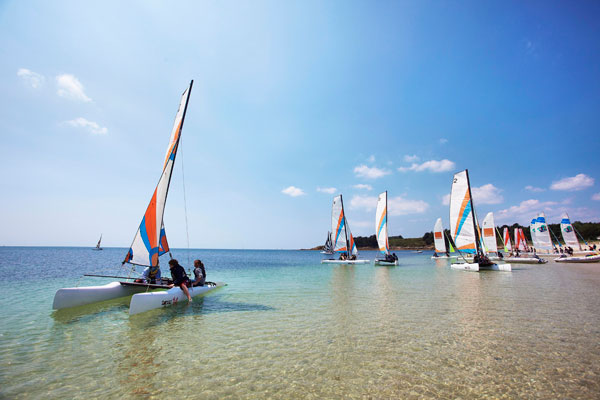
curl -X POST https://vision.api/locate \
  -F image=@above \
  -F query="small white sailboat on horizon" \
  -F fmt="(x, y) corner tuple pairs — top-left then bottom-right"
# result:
(53, 81), (225, 315)
(374, 191), (398, 266)
(449, 169), (511, 272)
(92, 234), (103, 251)
(321, 194), (370, 264)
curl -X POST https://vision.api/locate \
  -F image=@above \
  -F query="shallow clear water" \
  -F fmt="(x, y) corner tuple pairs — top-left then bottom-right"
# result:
(1, 247), (599, 398)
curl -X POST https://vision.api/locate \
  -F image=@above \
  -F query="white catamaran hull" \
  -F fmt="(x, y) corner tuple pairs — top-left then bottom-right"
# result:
(431, 255), (457, 260)
(374, 259), (398, 266)
(554, 254), (600, 263)
(53, 281), (150, 310)
(450, 262), (512, 272)
(321, 259), (371, 265)
(129, 282), (225, 315)
(503, 257), (548, 264)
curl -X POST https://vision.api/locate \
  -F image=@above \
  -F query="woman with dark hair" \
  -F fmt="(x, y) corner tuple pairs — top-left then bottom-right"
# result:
(168, 259), (192, 302)
(192, 259), (206, 287)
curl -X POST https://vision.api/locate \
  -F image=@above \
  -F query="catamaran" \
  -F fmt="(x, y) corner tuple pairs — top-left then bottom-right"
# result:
(92, 234), (103, 251)
(321, 231), (334, 254)
(554, 213), (600, 263)
(53, 81), (225, 315)
(449, 170), (511, 272)
(321, 194), (370, 264)
(502, 225), (547, 264)
(374, 191), (398, 266)
(431, 218), (455, 259)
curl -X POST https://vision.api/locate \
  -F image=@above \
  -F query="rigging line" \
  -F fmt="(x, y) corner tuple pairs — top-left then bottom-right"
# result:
(179, 135), (191, 268)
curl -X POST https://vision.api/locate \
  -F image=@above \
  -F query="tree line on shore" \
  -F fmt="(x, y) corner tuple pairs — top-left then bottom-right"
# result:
(352, 221), (600, 249)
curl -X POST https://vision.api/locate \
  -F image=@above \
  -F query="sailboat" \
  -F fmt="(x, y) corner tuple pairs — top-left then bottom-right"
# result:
(502, 225), (547, 264)
(449, 170), (511, 271)
(529, 213), (555, 254)
(53, 81), (225, 315)
(321, 194), (370, 264)
(374, 191), (398, 266)
(92, 234), (103, 251)
(554, 213), (600, 263)
(320, 232), (334, 254)
(430, 218), (455, 259)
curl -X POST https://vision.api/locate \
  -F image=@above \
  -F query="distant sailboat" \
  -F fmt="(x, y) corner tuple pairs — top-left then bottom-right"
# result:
(374, 191), (398, 266)
(92, 234), (103, 251)
(554, 213), (600, 263)
(449, 170), (511, 272)
(529, 213), (554, 254)
(321, 194), (370, 264)
(321, 231), (334, 254)
(431, 218), (454, 259)
(53, 81), (225, 314)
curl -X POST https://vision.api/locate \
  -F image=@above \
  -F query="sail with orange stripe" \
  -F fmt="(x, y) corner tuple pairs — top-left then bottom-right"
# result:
(481, 212), (498, 253)
(449, 170), (477, 254)
(330, 194), (358, 255)
(503, 227), (512, 252)
(433, 218), (446, 253)
(375, 191), (389, 255)
(123, 81), (193, 266)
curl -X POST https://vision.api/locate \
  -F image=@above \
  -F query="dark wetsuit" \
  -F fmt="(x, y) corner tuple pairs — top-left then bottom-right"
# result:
(170, 265), (190, 287)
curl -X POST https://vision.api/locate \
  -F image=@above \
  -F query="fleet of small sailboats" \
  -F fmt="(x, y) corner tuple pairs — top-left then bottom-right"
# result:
(53, 81), (224, 315)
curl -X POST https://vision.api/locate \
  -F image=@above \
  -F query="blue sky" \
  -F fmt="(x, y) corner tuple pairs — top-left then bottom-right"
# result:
(2, 0), (599, 249)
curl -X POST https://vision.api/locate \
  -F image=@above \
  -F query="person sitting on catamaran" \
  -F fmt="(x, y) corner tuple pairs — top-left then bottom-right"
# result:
(168, 259), (192, 302)
(141, 266), (161, 284)
(192, 259), (206, 287)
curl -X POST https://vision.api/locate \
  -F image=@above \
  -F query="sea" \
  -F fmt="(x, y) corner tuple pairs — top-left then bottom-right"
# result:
(1, 246), (599, 399)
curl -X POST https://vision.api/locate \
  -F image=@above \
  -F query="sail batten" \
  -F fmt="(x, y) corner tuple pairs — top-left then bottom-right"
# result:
(124, 81), (193, 267)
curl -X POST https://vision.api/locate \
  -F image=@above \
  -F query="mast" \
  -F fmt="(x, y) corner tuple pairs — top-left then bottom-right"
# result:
(340, 194), (350, 257)
(465, 169), (482, 256)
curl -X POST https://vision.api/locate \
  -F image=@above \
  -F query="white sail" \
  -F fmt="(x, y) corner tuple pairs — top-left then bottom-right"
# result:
(124, 82), (193, 266)
(433, 218), (446, 253)
(529, 218), (539, 250)
(482, 212), (498, 253)
(449, 170), (477, 254)
(534, 212), (553, 250)
(560, 213), (580, 250)
(331, 195), (349, 253)
(503, 227), (512, 252)
(375, 191), (389, 255)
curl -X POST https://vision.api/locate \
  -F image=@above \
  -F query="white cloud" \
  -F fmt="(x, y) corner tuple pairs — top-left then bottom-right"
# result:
(550, 174), (594, 191)
(353, 184), (372, 191)
(592, 193), (600, 201)
(398, 159), (455, 173)
(472, 184), (503, 205)
(440, 183), (503, 206)
(17, 68), (45, 88)
(525, 185), (545, 192)
(282, 186), (305, 197)
(350, 195), (428, 215)
(367, 155), (375, 163)
(316, 187), (336, 194)
(56, 74), (92, 102)
(353, 164), (391, 179)
(439, 138), (448, 144)
(403, 154), (419, 162)
(442, 194), (450, 206)
(64, 117), (107, 135)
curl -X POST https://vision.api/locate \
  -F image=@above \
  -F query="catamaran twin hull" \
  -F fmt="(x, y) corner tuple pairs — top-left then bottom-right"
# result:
(554, 254), (600, 263)
(321, 259), (371, 264)
(450, 262), (512, 272)
(374, 259), (398, 266)
(503, 257), (548, 264)
(53, 281), (225, 314)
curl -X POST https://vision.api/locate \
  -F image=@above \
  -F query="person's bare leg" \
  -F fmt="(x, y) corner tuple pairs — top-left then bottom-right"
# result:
(181, 283), (192, 302)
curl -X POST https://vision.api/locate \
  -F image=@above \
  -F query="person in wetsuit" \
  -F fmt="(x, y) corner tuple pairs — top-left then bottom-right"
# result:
(192, 259), (206, 287)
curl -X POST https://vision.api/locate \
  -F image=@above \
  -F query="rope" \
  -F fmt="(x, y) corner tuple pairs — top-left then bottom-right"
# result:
(179, 136), (191, 269)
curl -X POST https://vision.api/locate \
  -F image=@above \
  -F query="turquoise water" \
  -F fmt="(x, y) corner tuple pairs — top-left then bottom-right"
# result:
(1, 247), (599, 398)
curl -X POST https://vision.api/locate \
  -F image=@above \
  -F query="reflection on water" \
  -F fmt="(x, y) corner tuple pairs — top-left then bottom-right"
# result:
(1, 248), (599, 398)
